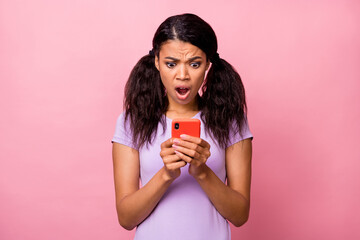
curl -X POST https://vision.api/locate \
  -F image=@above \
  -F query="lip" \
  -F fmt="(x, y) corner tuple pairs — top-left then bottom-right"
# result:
(175, 85), (191, 101)
(175, 85), (191, 89)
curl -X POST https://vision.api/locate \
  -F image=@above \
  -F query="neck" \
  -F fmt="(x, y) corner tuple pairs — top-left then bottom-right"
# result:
(166, 95), (200, 118)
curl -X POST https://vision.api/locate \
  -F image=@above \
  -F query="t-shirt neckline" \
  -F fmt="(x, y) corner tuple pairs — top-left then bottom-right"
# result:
(165, 111), (201, 122)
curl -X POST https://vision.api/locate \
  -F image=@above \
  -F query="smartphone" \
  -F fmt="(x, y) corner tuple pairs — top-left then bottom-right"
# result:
(171, 118), (201, 138)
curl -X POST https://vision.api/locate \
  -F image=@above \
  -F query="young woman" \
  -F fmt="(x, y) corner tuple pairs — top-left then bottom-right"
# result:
(112, 13), (253, 240)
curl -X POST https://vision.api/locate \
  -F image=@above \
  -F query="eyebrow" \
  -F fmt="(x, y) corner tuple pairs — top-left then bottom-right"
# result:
(164, 56), (203, 61)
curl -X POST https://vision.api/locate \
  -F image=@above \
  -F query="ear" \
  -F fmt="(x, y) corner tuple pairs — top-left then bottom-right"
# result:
(155, 55), (159, 71)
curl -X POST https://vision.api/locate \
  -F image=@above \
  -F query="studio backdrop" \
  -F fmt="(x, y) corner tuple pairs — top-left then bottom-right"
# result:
(1, 0), (359, 239)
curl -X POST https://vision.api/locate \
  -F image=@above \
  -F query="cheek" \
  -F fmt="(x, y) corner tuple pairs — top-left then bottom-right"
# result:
(159, 71), (173, 89)
(193, 71), (206, 86)
(158, 69), (167, 81)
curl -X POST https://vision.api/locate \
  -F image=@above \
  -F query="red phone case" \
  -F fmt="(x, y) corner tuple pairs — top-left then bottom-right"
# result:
(171, 118), (201, 138)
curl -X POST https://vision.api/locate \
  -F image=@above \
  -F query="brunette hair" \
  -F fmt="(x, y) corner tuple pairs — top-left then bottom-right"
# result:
(124, 13), (248, 148)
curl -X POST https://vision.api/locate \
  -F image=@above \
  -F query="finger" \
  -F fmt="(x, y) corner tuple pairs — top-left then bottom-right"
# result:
(160, 147), (176, 158)
(179, 134), (210, 149)
(174, 150), (194, 164)
(166, 160), (187, 170)
(172, 145), (200, 159)
(173, 139), (204, 154)
(160, 138), (174, 148)
(162, 154), (181, 164)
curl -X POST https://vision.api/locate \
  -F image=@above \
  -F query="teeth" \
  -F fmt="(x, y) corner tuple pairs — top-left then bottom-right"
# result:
(176, 87), (189, 96)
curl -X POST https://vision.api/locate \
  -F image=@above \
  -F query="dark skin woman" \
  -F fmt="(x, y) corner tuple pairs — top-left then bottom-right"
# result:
(112, 13), (253, 240)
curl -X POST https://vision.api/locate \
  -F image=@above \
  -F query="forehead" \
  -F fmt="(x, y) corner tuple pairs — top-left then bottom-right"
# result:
(159, 40), (206, 58)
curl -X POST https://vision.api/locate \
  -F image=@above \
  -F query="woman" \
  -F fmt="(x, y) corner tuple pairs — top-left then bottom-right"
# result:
(112, 13), (253, 240)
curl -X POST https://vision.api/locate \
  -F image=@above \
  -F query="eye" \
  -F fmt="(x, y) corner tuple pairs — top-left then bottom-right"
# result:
(166, 62), (176, 68)
(190, 62), (201, 68)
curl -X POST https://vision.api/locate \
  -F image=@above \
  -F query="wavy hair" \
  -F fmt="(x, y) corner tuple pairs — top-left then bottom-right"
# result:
(124, 13), (247, 148)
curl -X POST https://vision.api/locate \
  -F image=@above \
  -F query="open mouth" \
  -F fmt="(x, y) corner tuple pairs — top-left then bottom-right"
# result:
(175, 87), (190, 95)
(175, 87), (191, 100)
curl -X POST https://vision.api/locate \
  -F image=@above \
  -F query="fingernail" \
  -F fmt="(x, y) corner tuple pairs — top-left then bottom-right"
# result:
(173, 139), (180, 144)
(180, 134), (188, 139)
(172, 144), (178, 149)
(174, 150), (180, 154)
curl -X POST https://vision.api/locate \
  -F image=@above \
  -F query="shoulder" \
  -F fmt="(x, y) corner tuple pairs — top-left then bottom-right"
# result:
(112, 112), (139, 150)
(197, 111), (253, 148)
(226, 115), (253, 148)
(114, 112), (131, 136)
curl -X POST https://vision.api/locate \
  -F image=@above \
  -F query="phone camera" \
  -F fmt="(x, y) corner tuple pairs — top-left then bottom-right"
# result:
(174, 123), (179, 129)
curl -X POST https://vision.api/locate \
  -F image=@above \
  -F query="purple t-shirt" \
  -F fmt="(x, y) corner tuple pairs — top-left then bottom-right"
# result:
(112, 112), (253, 240)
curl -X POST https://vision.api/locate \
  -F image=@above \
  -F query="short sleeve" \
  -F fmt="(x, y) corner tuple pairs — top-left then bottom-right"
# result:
(111, 112), (139, 150)
(226, 116), (253, 148)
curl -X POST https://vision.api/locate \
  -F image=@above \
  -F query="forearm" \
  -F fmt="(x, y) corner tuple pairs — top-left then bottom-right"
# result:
(116, 167), (173, 230)
(195, 165), (250, 227)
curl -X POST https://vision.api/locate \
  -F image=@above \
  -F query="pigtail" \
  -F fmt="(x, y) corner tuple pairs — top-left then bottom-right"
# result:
(124, 54), (168, 148)
(200, 57), (247, 148)
(121, 14), (249, 148)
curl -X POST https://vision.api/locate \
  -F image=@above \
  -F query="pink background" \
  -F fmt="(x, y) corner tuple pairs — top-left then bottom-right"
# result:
(1, 0), (359, 239)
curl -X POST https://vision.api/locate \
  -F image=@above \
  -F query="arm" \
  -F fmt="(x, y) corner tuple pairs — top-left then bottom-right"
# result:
(172, 136), (252, 227)
(112, 139), (186, 230)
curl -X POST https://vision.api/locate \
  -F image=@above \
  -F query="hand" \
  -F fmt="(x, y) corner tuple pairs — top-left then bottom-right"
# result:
(172, 134), (211, 179)
(160, 138), (187, 181)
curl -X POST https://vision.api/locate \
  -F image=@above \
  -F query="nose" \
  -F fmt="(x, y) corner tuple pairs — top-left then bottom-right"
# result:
(176, 64), (189, 80)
